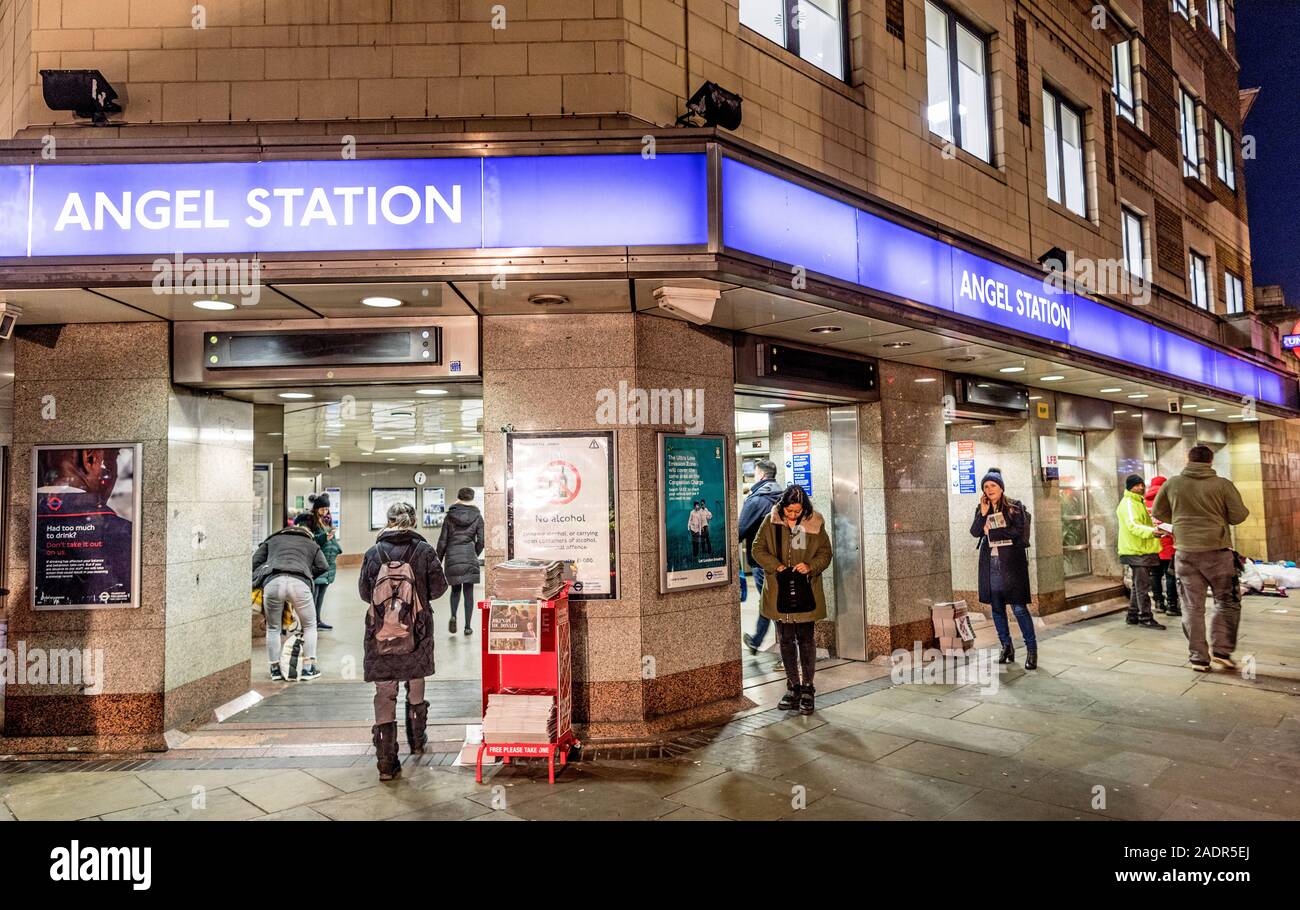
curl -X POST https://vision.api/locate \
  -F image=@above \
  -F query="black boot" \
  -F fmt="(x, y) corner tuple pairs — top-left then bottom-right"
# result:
(405, 701), (429, 753)
(1024, 648), (1038, 670)
(998, 643), (1015, 664)
(372, 722), (401, 781)
(798, 685), (815, 716)
(778, 686), (799, 711)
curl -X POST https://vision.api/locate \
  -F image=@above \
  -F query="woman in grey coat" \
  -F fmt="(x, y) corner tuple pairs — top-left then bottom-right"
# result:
(436, 487), (485, 636)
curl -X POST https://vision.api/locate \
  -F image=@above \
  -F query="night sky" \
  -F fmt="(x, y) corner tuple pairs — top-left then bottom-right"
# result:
(1237, 2), (1300, 306)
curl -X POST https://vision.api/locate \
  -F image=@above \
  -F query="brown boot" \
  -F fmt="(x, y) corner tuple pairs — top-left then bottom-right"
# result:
(405, 701), (429, 753)
(372, 722), (401, 781)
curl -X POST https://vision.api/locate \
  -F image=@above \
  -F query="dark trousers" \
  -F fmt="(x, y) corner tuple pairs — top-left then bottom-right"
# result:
(776, 620), (816, 690)
(449, 582), (475, 621)
(1152, 558), (1179, 613)
(748, 565), (770, 645)
(1121, 554), (1158, 621)
(989, 593), (1036, 648)
(313, 582), (329, 624)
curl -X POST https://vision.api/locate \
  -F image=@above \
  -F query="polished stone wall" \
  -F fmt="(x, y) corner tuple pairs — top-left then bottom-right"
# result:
(481, 312), (743, 739)
(1227, 424), (1268, 561)
(1257, 419), (1300, 562)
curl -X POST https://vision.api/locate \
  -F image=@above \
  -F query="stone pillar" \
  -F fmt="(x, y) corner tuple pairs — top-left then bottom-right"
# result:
(1226, 423), (1268, 560)
(2, 323), (252, 751)
(481, 312), (744, 739)
(860, 361), (953, 657)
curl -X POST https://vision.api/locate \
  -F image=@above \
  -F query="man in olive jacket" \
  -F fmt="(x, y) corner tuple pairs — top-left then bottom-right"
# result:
(1151, 445), (1250, 671)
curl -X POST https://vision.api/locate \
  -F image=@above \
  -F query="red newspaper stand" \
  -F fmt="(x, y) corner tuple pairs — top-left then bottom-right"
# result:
(475, 583), (578, 784)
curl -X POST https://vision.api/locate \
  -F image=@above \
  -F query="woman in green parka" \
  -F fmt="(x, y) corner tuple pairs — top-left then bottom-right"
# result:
(307, 492), (343, 631)
(749, 484), (833, 715)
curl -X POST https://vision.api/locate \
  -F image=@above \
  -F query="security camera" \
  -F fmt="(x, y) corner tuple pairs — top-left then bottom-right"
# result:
(40, 69), (123, 125)
(0, 301), (22, 340)
(1167, 397), (1182, 414)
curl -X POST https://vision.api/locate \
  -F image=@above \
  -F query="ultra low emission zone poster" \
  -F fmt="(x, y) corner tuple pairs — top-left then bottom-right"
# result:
(33, 444), (142, 609)
(659, 433), (731, 592)
(508, 432), (617, 599)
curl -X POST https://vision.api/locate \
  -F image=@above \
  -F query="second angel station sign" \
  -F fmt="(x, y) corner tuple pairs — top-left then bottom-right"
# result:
(506, 431), (618, 599)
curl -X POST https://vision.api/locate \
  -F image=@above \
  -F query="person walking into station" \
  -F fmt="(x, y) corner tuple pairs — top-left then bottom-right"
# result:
(253, 513), (328, 682)
(1116, 474), (1167, 630)
(1144, 476), (1180, 617)
(306, 492), (342, 631)
(969, 467), (1038, 669)
(750, 484), (833, 716)
(359, 502), (448, 780)
(1151, 445), (1250, 672)
(437, 488), (484, 636)
(739, 459), (784, 655)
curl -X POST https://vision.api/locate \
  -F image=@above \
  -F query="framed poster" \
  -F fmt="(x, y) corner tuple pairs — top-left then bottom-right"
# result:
(32, 443), (142, 610)
(658, 433), (731, 592)
(422, 487), (446, 528)
(507, 431), (617, 599)
(326, 486), (341, 531)
(370, 487), (416, 529)
(252, 463), (273, 549)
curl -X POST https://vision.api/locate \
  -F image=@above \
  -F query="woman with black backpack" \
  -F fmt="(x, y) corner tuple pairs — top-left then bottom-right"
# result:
(749, 484), (833, 716)
(358, 501), (449, 781)
(970, 467), (1037, 669)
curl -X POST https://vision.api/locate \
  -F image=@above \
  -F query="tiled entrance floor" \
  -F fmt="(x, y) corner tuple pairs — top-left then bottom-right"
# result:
(2, 593), (1297, 821)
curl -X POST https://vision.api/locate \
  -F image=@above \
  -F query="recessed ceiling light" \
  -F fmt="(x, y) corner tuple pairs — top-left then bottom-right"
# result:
(882, 341), (912, 349)
(416, 388), (449, 396)
(267, 432), (282, 437)
(193, 299), (236, 311)
(759, 403), (785, 409)
(999, 366), (1025, 373)
(808, 325), (843, 334)
(1182, 421), (1195, 426)
(1040, 375), (1065, 381)
(1199, 408), (1216, 414)
(528, 294), (569, 306)
(380, 436), (396, 440)
(318, 445), (329, 449)
(362, 296), (403, 308)
(1127, 394), (1148, 399)
(977, 383), (991, 388)
(1113, 410), (1127, 415)
(279, 392), (313, 400)
(1100, 387), (1122, 393)
(1028, 395), (1042, 400)
(914, 377), (937, 383)
(1182, 404), (1198, 410)
(946, 355), (978, 363)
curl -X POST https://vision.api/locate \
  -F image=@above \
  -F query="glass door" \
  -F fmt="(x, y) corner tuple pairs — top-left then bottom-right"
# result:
(1058, 431), (1091, 578)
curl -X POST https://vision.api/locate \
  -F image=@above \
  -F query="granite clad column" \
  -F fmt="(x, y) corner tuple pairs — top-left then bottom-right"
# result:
(482, 313), (746, 739)
(860, 361), (954, 656)
(2, 324), (253, 751)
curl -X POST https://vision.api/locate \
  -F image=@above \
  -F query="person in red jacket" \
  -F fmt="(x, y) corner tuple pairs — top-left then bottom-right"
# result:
(1145, 476), (1181, 616)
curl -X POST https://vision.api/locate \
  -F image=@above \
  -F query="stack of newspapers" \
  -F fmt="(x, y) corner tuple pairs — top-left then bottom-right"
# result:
(491, 558), (565, 600)
(482, 693), (557, 744)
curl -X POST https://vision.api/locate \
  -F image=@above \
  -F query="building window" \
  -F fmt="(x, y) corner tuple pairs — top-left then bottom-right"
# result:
(739, 0), (845, 80)
(1189, 251), (1210, 310)
(1122, 206), (1147, 279)
(1043, 88), (1087, 217)
(924, 0), (991, 163)
(1180, 88), (1201, 179)
(1224, 270), (1245, 314)
(1173, 0), (1190, 18)
(1205, 0), (1222, 39)
(1112, 40), (1136, 124)
(1214, 118), (1236, 189)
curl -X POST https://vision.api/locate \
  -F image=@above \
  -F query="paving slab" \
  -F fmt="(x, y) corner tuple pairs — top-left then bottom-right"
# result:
(791, 753), (979, 819)
(939, 789), (1107, 821)
(99, 788), (264, 822)
(877, 740), (1055, 793)
(667, 769), (825, 822)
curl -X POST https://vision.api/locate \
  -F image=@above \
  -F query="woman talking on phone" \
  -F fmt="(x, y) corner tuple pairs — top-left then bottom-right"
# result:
(969, 468), (1037, 669)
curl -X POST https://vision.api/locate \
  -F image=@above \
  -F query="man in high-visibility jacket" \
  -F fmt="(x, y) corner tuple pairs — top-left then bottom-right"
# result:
(1117, 474), (1167, 630)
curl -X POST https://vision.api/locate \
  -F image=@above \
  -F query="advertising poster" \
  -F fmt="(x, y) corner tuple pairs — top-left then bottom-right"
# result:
(422, 487), (446, 528)
(370, 488), (416, 529)
(326, 486), (341, 531)
(783, 430), (813, 496)
(486, 601), (541, 654)
(659, 433), (731, 592)
(252, 463), (272, 549)
(507, 432), (617, 599)
(32, 443), (142, 610)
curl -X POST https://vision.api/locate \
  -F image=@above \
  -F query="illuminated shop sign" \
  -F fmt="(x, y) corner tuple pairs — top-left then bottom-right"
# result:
(720, 158), (1294, 409)
(0, 153), (709, 257)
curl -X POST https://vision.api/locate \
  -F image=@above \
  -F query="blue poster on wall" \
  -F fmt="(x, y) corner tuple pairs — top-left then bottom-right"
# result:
(659, 433), (731, 593)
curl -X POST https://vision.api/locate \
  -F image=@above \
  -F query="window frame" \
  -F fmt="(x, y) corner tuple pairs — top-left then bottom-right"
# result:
(1180, 88), (1202, 180)
(1189, 250), (1211, 311)
(1214, 118), (1236, 190)
(1224, 270), (1245, 315)
(1173, 0), (1190, 19)
(1043, 86), (1089, 218)
(924, 0), (994, 164)
(1111, 40), (1137, 124)
(1205, 0), (1222, 39)
(1121, 205), (1147, 280)
(738, 0), (850, 82)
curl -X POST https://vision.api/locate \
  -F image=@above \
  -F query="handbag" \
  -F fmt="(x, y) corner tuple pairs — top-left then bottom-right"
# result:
(774, 523), (816, 614)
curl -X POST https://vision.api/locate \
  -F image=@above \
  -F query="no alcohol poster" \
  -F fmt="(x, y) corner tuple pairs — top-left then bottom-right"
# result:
(32, 444), (142, 609)
(507, 431), (617, 599)
(659, 433), (730, 592)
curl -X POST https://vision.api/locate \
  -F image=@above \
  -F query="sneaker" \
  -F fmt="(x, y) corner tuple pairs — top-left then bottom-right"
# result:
(798, 686), (815, 716)
(1189, 660), (1212, 672)
(269, 663), (284, 682)
(317, 622), (333, 631)
(464, 623), (473, 636)
(1211, 653), (1237, 670)
(449, 616), (457, 634)
(299, 663), (321, 681)
(742, 633), (758, 656)
(777, 687), (799, 711)
(1125, 617), (1140, 625)
(1137, 618), (1166, 630)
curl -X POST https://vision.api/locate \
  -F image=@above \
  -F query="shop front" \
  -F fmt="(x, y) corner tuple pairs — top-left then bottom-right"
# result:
(0, 130), (1294, 748)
